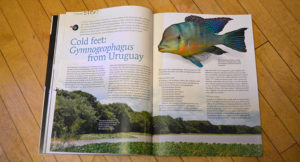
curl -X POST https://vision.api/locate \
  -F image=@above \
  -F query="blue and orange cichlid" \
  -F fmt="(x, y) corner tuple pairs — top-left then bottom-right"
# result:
(158, 15), (247, 67)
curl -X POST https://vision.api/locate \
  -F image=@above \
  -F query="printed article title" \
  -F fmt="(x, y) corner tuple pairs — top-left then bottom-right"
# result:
(69, 37), (144, 62)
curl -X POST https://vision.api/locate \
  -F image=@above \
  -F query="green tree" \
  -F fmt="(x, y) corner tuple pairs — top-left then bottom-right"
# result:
(52, 89), (98, 140)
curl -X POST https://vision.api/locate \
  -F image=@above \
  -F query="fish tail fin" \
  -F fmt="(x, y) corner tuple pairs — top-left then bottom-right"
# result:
(223, 28), (247, 52)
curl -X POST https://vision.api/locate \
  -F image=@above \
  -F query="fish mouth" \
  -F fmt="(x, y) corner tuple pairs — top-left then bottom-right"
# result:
(158, 41), (165, 51)
(158, 45), (167, 52)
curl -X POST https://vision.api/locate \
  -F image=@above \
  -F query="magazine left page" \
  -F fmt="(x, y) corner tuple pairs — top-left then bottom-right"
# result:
(40, 6), (153, 155)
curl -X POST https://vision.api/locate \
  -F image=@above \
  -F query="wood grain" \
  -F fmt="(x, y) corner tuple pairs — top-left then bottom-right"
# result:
(231, 157), (258, 162)
(130, 156), (157, 162)
(281, 144), (300, 162)
(259, 92), (295, 152)
(256, 55), (300, 145)
(61, 0), (87, 11)
(0, 51), (55, 162)
(127, 0), (153, 11)
(259, 131), (284, 161)
(0, 145), (9, 162)
(281, 0), (300, 23)
(256, 43), (300, 112)
(260, 0), (300, 51)
(0, 0), (48, 85)
(40, 0), (66, 17)
(239, 0), (300, 79)
(156, 156), (183, 162)
(92, 156), (107, 162)
(0, 97), (33, 162)
(83, 0), (107, 10)
(105, 0), (127, 7)
(16, 0), (51, 51)
(0, 11), (44, 125)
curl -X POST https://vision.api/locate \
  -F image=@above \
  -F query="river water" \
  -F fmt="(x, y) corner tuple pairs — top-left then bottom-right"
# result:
(55, 134), (261, 148)
(153, 134), (262, 144)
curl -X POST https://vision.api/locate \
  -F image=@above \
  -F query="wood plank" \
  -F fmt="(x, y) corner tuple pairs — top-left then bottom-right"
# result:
(193, 0), (223, 14)
(0, 145), (9, 162)
(259, 92), (295, 152)
(281, 0), (300, 23)
(0, 98), (32, 162)
(127, 0), (153, 11)
(194, 0), (267, 49)
(130, 155), (157, 162)
(259, 131), (284, 162)
(83, 0), (107, 10)
(0, 0), (48, 85)
(60, 0), (87, 11)
(251, 27), (268, 49)
(16, 0), (51, 51)
(181, 157), (208, 162)
(260, 0), (300, 51)
(148, 0), (177, 13)
(0, 10), (58, 160)
(156, 156), (182, 162)
(0, 10), (43, 128)
(170, 0), (200, 13)
(256, 43), (300, 112)
(0, 53), (49, 162)
(231, 157), (258, 162)
(1, 18), (70, 162)
(281, 144), (300, 162)
(105, 0), (127, 7)
(39, 0), (66, 17)
(92, 156), (107, 162)
(80, 155), (95, 162)
(206, 157), (233, 162)
(216, 0), (244, 13)
(93, 156), (107, 162)
(256, 56), (300, 145)
(54, 155), (81, 162)
(239, 0), (300, 79)
(104, 156), (132, 162)
(42, 155), (57, 162)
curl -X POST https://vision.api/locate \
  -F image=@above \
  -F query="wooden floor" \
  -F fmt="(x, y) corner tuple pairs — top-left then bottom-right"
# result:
(0, 0), (300, 161)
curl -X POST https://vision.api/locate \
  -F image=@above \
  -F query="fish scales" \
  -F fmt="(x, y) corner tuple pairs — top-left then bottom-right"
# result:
(175, 22), (221, 56)
(158, 15), (247, 67)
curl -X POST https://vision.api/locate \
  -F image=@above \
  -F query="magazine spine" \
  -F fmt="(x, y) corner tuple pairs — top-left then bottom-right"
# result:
(39, 15), (58, 153)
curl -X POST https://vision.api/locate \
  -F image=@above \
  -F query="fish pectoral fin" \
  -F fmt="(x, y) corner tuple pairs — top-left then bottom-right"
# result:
(205, 46), (227, 55)
(183, 56), (203, 68)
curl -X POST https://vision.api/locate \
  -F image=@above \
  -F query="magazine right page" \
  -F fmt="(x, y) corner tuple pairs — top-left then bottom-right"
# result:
(152, 13), (262, 156)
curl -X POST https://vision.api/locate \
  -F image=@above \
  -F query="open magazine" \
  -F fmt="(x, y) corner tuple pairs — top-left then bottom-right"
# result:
(40, 6), (262, 156)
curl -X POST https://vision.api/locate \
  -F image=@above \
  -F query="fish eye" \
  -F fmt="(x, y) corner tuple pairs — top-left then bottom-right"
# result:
(177, 35), (181, 40)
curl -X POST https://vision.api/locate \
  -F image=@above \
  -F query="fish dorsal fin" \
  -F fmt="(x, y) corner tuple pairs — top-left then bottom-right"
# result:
(185, 15), (232, 33)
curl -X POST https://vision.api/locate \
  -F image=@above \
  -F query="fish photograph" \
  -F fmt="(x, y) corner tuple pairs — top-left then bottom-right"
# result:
(158, 15), (247, 67)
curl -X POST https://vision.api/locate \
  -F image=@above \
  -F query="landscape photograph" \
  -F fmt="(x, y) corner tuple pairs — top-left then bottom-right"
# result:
(50, 89), (262, 156)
